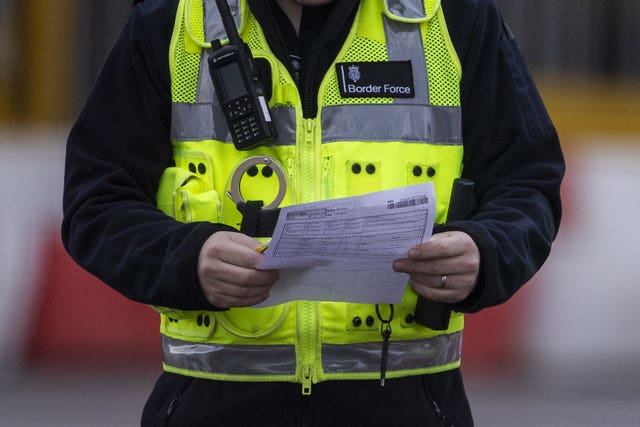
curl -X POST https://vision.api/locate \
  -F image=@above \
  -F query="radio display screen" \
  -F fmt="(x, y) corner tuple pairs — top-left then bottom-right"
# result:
(219, 61), (247, 100)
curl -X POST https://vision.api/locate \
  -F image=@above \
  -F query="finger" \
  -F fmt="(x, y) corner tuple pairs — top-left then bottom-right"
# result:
(200, 257), (279, 289)
(409, 274), (473, 304)
(406, 272), (453, 291)
(393, 254), (467, 276)
(200, 270), (275, 305)
(203, 276), (272, 299)
(226, 232), (268, 251)
(202, 233), (265, 269)
(408, 232), (469, 261)
(202, 282), (271, 308)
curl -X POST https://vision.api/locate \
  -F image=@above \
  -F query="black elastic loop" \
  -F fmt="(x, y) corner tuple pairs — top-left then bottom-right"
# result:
(238, 200), (264, 236)
(375, 304), (395, 324)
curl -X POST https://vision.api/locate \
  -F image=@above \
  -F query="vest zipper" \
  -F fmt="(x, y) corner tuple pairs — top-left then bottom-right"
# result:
(299, 118), (317, 202)
(286, 157), (297, 204)
(297, 300), (318, 395)
(321, 156), (332, 200)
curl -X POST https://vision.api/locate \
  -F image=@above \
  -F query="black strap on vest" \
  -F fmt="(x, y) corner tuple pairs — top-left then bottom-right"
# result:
(237, 201), (281, 237)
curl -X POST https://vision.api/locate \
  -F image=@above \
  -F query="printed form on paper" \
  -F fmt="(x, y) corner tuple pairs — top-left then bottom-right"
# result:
(255, 183), (436, 307)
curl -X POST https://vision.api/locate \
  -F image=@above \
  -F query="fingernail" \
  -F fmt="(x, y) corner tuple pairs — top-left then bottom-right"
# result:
(409, 248), (420, 257)
(393, 261), (405, 271)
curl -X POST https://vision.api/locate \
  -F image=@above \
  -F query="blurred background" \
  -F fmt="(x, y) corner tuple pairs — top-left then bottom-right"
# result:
(1, 0), (639, 425)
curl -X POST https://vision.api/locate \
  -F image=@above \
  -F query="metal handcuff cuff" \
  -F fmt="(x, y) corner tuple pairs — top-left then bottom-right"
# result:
(225, 156), (287, 236)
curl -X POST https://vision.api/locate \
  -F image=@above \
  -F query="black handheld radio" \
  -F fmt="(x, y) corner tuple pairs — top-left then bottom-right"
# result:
(208, 0), (277, 150)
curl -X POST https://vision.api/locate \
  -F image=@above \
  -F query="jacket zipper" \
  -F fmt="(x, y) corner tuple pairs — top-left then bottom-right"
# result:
(163, 380), (192, 426)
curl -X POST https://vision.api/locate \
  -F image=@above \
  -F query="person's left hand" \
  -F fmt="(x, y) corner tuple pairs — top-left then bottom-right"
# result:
(393, 231), (480, 303)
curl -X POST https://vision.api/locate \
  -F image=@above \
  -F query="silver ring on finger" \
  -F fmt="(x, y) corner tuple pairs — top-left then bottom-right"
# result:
(440, 274), (447, 289)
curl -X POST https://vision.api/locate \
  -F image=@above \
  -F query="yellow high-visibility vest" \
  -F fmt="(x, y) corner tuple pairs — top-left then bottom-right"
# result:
(156, 0), (464, 394)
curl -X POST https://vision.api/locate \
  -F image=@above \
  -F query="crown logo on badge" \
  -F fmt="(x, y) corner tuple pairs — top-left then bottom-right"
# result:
(348, 65), (361, 83)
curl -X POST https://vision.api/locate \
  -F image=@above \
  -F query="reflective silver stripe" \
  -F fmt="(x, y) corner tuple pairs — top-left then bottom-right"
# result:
(171, 102), (229, 142)
(171, 103), (297, 144)
(162, 335), (297, 376)
(162, 332), (461, 377)
(172, 102), (460, 145)
(203, 0), (241, 43)
(322, 331), (462, 374)
(383, 16), (429, 105)
(385, 0), (426, 20)
(269, 107), (298, 146)
(197, 50), (215, 103)
(321, 104), (461, 144)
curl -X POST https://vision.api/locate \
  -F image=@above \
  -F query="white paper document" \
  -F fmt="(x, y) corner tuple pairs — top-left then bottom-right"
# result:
(255, 183), (436, 307)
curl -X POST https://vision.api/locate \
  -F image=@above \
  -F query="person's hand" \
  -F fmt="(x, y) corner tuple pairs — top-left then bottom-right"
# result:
(197, 231), (279, 308)
(393, 231), (480, 303)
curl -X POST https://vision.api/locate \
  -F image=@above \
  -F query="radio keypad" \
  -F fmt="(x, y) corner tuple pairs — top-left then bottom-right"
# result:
(227, 96), (262, 144)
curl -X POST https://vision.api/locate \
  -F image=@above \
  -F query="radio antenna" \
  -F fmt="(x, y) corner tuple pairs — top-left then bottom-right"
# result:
(215, 0), (242, 46)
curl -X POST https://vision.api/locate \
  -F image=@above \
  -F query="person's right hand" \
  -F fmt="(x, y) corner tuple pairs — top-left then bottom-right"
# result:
(197, 231), (279, 308)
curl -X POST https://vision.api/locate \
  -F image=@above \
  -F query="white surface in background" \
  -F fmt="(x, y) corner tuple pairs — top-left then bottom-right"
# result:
(0, 128), (66, 376)
(530, 137), (640, 378)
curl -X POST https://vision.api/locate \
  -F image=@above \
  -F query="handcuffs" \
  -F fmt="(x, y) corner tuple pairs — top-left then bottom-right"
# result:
(226, 155), (287, 210)
(225, 156), (287, 236)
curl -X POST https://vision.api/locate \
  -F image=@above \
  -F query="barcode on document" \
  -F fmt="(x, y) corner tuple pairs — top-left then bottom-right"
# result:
(387, 195), (428, 210)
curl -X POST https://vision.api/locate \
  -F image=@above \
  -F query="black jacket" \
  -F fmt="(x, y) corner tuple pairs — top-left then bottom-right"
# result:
(62, 0), (564, 314)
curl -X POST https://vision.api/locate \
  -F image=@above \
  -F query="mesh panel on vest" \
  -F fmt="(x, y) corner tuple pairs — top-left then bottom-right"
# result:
(424, 14), (460, 106)
(324, 36), (391, 106)
(243, 12), (263, 52)
(244, 13), (290, 88)
(172, 3), (204, 103)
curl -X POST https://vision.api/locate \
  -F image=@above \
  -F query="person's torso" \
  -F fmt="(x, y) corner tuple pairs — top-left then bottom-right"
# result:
(156, 0), (465, 393)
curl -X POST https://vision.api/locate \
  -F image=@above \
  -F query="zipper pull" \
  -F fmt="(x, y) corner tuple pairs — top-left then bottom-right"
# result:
(164, 397), (180, 423)
(302, 364), (313, 395)
(304, 118), (315, 141)
(380, 323), (391, 386)
(376, 304), (394, 386)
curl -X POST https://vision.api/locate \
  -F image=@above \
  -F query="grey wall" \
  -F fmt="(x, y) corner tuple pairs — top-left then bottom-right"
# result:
(74, 0), (640, 108)
(497, 0), (639, 77)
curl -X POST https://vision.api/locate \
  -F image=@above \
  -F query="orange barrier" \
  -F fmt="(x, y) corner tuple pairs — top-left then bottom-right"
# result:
(462, 286), (533, 376)
(26, 232), (161, 367)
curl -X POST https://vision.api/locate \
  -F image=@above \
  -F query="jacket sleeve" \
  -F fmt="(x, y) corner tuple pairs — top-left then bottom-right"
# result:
(441, 0), (565, 313)
(61, 0), (233, 310)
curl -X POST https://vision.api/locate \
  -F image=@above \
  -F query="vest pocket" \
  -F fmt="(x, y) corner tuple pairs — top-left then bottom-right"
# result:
(343, 290), (423, 336)
(177, 187), (220, 223)
(406, 161), (440, 186)
(155, 307), (217, 339)
(216, 305), (289, 338)
(157, 167), (221, 223)
(344, 303), (380, 333)
(344, 160), (382, 196)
